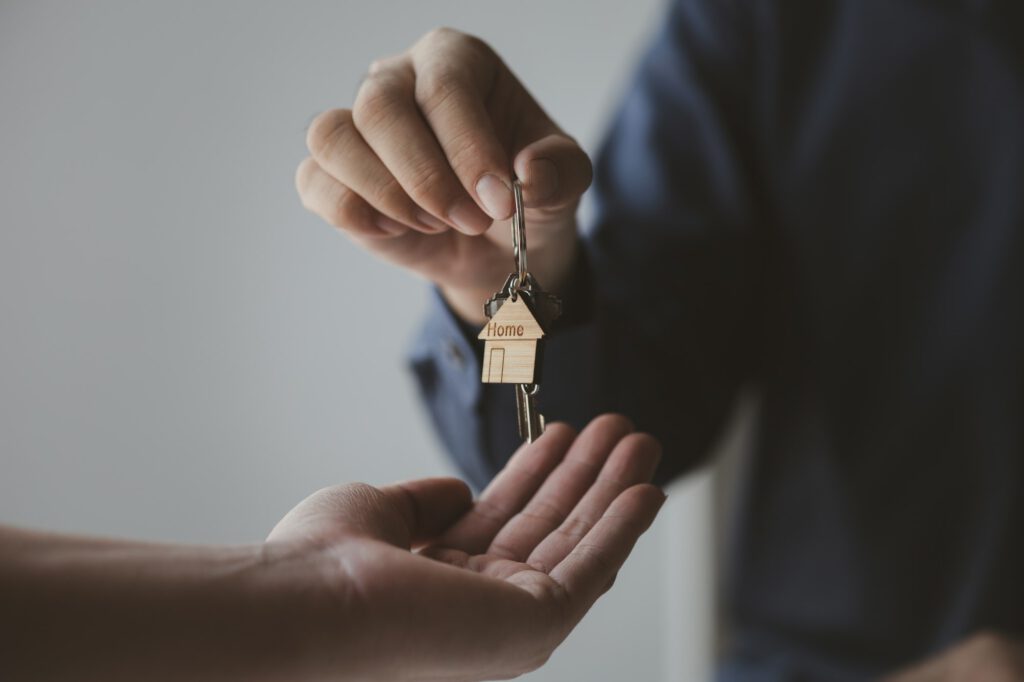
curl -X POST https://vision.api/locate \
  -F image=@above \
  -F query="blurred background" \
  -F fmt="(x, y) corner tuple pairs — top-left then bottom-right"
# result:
(0, 1), (739, 679)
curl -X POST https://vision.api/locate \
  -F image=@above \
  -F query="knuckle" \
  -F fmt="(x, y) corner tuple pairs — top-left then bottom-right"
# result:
(353, 75), (402, 128)
(306, 108), (353, 159)
(418, 27), (493, 59)
(404, 161), (453, 206)
(365, 172), (405, 210)
(418, 26), (463, 48)
(458, 33), (496, 62)
(366, 55), (401, 77)
(415, 67), (467, 113)
(445, 127), (487, 173)
(328, 189), (368, 230)
(486, 540), (519, 561)
(470, 498), (511, 526)
(558, 516), (594, 543)
(523, 499), (565, 525)
(574, 542), (615, 577)
(419, 26), (494, 63)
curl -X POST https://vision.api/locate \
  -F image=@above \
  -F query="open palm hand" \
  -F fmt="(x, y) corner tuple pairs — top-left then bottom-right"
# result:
(267, 415), (664, 681)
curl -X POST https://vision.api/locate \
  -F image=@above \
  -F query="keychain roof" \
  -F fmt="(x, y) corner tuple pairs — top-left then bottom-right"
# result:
(478, 297), (545, 340)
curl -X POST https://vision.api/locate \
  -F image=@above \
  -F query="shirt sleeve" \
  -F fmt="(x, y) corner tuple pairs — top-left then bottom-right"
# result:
(409, 0), (761, 490)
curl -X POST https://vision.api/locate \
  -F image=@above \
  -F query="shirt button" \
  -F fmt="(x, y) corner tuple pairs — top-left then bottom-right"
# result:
(443, 339), (466, 370)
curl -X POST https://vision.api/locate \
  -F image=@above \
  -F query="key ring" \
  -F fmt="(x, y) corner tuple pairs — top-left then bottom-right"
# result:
(478, 176), (561, 444)
(510, 178), (528, 295)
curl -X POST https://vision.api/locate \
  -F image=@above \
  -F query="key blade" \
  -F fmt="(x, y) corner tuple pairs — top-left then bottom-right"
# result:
(515, 384), (545, 443)
(515, 385), (528, 441)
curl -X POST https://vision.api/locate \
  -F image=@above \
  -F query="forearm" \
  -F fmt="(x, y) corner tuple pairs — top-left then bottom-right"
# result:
(0, 526), (349, 681)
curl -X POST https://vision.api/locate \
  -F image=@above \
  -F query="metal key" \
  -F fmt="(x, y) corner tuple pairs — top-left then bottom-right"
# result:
(516, 384), (545, 443)
(478, 178), (561, 442)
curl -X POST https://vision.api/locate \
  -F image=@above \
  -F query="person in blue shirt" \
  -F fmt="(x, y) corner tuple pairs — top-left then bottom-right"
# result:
(296, 1), (1024, 679)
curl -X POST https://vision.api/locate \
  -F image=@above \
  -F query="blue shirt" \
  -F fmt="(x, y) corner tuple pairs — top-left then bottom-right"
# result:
(409, 1), (1024, 679)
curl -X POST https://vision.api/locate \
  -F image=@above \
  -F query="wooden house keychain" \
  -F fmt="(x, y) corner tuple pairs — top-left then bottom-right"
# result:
(478, 179), (561, 442)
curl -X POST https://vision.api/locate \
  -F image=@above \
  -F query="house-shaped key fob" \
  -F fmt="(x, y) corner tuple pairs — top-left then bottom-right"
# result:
(478, 296), (545, 384)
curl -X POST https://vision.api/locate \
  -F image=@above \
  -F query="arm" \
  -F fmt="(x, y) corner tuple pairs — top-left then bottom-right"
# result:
(411, 0), (761, 488)
(0, 416), (664, 681)
(0, 527), (338, 681)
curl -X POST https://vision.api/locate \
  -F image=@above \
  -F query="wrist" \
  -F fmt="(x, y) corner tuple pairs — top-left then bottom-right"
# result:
(247, 541), (364, 679)
(441, 223), (582, 326)
(439, 284), (492, 325)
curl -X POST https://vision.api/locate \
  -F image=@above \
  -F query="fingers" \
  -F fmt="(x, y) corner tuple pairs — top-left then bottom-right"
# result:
(430, 423), (578, 555)
(295, 156), (409, 239)
(485, 414), (637, 562)
(409, 32), (514, 221)
(526, 432), (662, 572)
(548, 484), (666, 618)
(514, 133), (594, 210)
(304, 110), (448, 234)
(353, 60), (492, 235)
(299, 28), (593, 245)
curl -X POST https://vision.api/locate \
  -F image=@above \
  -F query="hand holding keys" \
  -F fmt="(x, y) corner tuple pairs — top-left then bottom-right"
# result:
(478, 180), (562, 442)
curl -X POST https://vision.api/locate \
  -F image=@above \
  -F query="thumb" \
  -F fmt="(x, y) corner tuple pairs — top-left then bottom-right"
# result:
(267, 478), (471, 549)
(378, 477), (473, 546)
(514, 133), (593, 212)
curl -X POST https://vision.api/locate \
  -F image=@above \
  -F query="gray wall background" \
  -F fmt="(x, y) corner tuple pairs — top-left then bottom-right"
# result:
(0, 2), (718, 679)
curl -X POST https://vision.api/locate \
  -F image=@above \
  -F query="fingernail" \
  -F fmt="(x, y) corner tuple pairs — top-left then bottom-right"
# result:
(475, 174), (513, 219)
(526, 158), (558, 203)
(374, 214), (408, 236)
(448, 197), (492, 235)
(416, 211), (449, 233)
